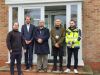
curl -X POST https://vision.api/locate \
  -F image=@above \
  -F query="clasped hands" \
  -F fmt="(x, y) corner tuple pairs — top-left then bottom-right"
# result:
(37, 38), (43, 44)
(55, 43), (60, 48)
(25, 40), (32, 44)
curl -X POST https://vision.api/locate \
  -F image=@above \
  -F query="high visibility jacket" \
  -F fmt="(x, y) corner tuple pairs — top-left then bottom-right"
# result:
(65, 27), (81, 48)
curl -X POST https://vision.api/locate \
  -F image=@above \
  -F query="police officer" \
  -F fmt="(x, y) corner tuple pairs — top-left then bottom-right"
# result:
(6, 22), (24, 75)
(64, 20), (81, 73)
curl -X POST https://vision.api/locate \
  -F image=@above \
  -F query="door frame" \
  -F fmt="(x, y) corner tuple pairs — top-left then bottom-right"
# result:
(20, 6), (45, 64)
(7, 2), (84, 66)
(45, 10), (66, 63)
(66, 3), (83, 66)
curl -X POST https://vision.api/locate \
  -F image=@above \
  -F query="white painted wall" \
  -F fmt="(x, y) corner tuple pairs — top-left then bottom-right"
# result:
(5, 0), (83, 4)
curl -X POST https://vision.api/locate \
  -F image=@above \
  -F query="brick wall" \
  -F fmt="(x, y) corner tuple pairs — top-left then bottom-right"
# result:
(0, 0), (8, 62)
(0, 0), (100, 68)
(83, 0), (100, 62)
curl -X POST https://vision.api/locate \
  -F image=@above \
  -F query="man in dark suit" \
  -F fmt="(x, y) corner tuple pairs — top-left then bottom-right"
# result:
(21, 16), (35, 71)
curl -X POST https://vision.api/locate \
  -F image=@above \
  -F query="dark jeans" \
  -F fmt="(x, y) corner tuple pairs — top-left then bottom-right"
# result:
(52, 46), (63, 67)
(67, 47), (79, 69)
(10, 52), (22, 75)
(25, 44), (33, 69)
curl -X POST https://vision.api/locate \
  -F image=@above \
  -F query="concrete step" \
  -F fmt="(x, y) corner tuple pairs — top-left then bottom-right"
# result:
(0, 65), (93, 75)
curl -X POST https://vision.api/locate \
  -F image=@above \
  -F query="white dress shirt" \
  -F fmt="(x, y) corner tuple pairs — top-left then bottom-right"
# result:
(26, 24), (30, 32)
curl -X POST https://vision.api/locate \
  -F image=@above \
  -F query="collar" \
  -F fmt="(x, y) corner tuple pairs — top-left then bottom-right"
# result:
(26, 23), (30, 26)
(37, 26), (45, 30)
(13, 29), (19, 32)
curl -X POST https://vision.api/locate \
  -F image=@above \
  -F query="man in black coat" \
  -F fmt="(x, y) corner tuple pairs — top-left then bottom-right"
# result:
(34, 20), (50, 72)
(6, 22), (24, 75)
(21, 16), (35, 71)
(51, 19), (65, 71)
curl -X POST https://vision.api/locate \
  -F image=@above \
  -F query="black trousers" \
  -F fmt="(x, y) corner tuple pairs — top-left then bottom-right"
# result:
(67, 47), (79, 69)
(52, 46), (63, 67)
(10, 52), (22, 75)
(25, 44), (33, 69)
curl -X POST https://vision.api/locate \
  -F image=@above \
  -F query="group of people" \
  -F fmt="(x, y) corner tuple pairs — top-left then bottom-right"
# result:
(6, 16), (81, 75)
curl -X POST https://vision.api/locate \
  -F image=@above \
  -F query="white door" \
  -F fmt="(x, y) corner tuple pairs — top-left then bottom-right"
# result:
(45, 9), (67, 64)
(21, 6), (45, 64)
(66, 3), (84, 66)
(7, 6), (45, 64)
(7, 2), (83, 66)
(45, 3), (84, 66)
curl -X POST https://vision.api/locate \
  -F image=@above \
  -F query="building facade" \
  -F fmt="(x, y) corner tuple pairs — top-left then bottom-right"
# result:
(0, 0), (100, 69)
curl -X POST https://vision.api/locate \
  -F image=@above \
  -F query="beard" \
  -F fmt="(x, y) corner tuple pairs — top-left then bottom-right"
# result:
(13, 29), (18, 31)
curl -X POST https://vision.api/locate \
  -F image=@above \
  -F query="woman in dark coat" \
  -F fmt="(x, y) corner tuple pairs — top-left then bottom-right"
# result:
(34, 20), (50, 72)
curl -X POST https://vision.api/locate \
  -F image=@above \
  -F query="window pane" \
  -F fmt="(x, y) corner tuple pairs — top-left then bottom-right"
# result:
(45, 15), (49, 28)
(24, 9), (41, 26)
(12, 7), (18, 24)
(54, 15), (66, 28)
(51, 15), (66, 28)
(71, 5), (77, 23)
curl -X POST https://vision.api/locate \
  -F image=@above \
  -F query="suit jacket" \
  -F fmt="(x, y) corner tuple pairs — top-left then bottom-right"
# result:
(21, 24), (35, 45)
(51, 26), (65, 46)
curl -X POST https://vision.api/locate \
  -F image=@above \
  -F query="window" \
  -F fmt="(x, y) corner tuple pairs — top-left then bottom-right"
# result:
(24, 9), (41, 26)
(71, 5), (77, 24)
(12, 7), (18, 24)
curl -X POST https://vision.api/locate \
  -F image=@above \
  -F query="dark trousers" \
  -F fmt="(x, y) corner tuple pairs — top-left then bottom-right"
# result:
(52, 46), (63, 68)
(67, 47), (79, 69)
(25, 44), (33, 69)
(10, 52), (22, 75)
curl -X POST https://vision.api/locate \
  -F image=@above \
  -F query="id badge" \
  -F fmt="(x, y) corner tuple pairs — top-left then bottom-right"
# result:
(55, 35), (59, 39)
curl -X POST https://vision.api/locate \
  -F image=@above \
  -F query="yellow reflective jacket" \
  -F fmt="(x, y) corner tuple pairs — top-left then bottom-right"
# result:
(65, 27), (81, 48)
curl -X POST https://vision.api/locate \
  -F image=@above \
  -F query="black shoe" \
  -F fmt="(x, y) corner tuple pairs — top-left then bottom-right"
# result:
(37, 69), (41, 72)
(52, 66), (57, 71)
(29, 67), (32, 70)
(30, 65), (33, 69)
(24, 67), (30, 71)
(59, 67), (63, 71)
(11, 74), (14, 75)
(25, 69), (30, 71)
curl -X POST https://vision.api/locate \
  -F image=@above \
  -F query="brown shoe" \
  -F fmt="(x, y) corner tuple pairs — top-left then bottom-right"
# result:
(59, 67), (63, 72)
(43, 68), (47, 72)
(52, 66), (57, 71)
(36, 69), (41, 72)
